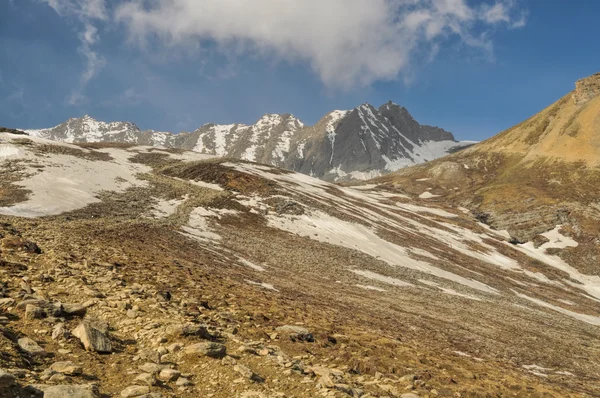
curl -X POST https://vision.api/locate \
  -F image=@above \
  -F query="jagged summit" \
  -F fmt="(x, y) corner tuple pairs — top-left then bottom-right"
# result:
(24, 102), (472, 181)
(573, 72), (600, 105)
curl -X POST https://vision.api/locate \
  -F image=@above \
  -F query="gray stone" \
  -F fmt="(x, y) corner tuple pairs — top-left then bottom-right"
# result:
(138, 363), (169, 375)
(49, 373), (68, 382)
(25, 304), (44, 320)
(276, 325), (314, 342)
(62, 303), (88, 317)
(234, 364), (263, 382)
(18, 337), (47, 357)
(157, 368), (180, 382)
(184, 342), (226, 358)
(181, 324), (211, 338)
(175, 377), (191, 386)
(34, 384), (99, 398)
(139, 349), (161, 364)
(0, 298), (15, 310)
(121, 385), (150, 397)
(134, 373), (156, 386)
(72, 319), (112, 353)
(50, 361), (83, 375)
(52, 322), (69, 340)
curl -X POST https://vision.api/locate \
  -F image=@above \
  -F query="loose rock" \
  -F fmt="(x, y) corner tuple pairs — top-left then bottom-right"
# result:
(158, 368), (180, 382)
(50, 361), (83, 375)
(184, 342), (226, 358)
(121, 385), (150, 397)
(34, 384), (99, 398)
(72, 318), (112, 353)
(234, 364), (264, 382)
(25, 304), (44, 320)
(134, 373), (156, 386)
(18, 337), (47, 357)
(275, 325), (314, 342)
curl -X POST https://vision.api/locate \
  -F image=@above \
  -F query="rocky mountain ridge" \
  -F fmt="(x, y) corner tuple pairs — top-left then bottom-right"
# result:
(24, 103), (473, 182)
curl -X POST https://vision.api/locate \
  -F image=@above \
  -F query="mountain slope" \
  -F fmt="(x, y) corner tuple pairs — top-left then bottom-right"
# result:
(467, 72), (600, 166)
(0, 131), (598, 396)
(24, 103), (472, 181)
(374, 72), (600, 277)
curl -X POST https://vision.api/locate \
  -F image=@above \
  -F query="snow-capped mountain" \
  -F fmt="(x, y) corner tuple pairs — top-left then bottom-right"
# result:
(24, 102), (473, 181)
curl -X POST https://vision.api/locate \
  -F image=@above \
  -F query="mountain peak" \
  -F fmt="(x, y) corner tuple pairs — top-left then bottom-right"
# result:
(75, 114), (98, 123)
(379, 101), (409, 114)
(22, 104), (465, 181)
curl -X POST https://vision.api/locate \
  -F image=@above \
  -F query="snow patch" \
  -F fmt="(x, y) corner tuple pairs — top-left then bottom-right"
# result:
(514, 291), (600, 326)
(238, 257), (266, 272)
(419, 191), (440, 199)
(352, 270), (413, 287)
(245, 280), (278, 291)
(151, 195), (187, 218)
(0, 145), (150, 218)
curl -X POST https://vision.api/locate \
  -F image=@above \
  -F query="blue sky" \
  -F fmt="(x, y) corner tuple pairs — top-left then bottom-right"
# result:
(0, 1), (598, 141)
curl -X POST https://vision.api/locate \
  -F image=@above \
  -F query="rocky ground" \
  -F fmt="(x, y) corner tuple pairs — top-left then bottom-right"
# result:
(0, 219), (592, 398)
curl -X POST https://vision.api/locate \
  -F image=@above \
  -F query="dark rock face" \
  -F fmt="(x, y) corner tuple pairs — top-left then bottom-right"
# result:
(22, 103), (471, 181)
(0, 127), (28, 136)
(378, 101), (455, 142)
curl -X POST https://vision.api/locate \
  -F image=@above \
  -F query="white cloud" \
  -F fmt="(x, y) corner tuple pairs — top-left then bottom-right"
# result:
(41, 0), (108, 104)
(42, 0), (526, 91)
(115, 0), (527, 89)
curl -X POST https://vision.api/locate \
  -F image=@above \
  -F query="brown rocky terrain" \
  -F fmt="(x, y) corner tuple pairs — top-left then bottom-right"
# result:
(0, 128), (599, 397)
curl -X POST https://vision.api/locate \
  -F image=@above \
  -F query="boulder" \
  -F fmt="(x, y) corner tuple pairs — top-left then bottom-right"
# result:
(139, 349), (161, 364)
(0, 298), (15, 310)
(184, 342), (226, 358)
(175, 377), (191, 386)
(17, 337), (47, 357)
(33, 384), (99, 398)
(72, 319), (112, 353)
(234, 364), (263, 382)
(157, 368), (180, 382)
(275, 325), (314, 342)
(50, 361), (83, 375)
(62, 303), (88, 317)
(52, 322), (69, 340)
(25, 304), (44, 320)
(134, 372), (157, 386)
(138, 363), (169, 375)
(181, 324), (211, 338)
(120, 385), (150, 397)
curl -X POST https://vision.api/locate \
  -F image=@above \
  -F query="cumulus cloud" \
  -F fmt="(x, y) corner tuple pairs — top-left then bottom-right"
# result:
(114, 0), (527, 89)
(41, 0), (108, 104)
(42, 0), (526, 91)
